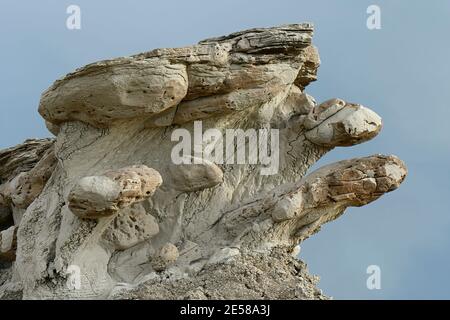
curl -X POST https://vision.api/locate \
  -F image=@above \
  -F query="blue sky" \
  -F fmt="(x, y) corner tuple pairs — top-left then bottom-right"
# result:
(1, 0), (449, 299)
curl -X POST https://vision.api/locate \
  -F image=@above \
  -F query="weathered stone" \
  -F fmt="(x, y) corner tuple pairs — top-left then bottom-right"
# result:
(45, 121), (60, 136)
(0, 139), (56, 228)
(0, 23), (407, 300)
(166, 156), (223, 192)
(271, 192), (303, 222)
(103, 203), (159, 250)
(304, 99), (382, 147)
(68, 165), (162, 219)
(272, 155), (407, 242)
(151, 243), (179, 272)
(39, 24), (318, 129)
(39, 60), (188, 128)
(0, 226), (17, 262)
(0, 138), (54, 184)
(9, 148), (56, 209)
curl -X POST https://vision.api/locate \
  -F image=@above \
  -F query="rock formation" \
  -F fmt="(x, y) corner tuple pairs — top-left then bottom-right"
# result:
(0, 23), (406, 299)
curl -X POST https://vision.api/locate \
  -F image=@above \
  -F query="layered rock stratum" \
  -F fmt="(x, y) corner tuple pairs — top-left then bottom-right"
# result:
(0, 24), (406, 299)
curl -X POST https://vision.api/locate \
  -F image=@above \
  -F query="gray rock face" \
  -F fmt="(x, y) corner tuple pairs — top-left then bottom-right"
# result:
(0, 24), (406, 300)
(0, 227), (17, 263)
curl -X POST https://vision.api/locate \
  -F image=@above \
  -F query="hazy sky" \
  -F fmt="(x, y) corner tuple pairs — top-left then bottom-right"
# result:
(1, 0), (449, 299)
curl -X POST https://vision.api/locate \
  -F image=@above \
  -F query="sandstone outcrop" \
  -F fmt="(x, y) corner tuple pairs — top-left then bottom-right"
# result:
(0, 23), (406, 299)
(102, 203), (160, 250)
(68, 165), (162, 219)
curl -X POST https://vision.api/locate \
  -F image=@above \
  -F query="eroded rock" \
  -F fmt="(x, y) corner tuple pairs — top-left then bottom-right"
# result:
(68, 165), (162, 219)
(304, 99), (382, 147)
(166, 156), (223, 192)
(0, 138), (54, 184)
(39, 24), (318, 129)
(0, 226), (17, 262)
(103, 203), (159, 250)
(151, 243), (179, 272)
(39, 60), (188, 128)
(0, 23), (407, 300)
